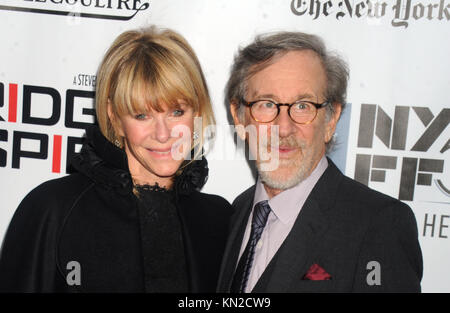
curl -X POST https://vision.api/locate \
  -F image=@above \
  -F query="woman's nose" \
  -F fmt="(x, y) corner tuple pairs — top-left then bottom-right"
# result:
(154, 118), (170, 143)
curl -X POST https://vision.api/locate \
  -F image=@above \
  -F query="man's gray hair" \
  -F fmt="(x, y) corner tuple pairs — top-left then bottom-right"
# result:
(225, 31), (349, 130)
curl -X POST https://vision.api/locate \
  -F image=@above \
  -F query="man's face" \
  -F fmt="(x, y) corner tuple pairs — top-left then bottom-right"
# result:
(231, 50), (341, 191)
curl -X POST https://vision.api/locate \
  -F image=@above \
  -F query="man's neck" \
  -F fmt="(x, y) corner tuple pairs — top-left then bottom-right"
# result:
(263, 185), (284, 199)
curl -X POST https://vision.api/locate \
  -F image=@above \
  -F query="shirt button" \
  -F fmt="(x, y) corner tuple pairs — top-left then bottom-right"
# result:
(256, 241), (263, 249)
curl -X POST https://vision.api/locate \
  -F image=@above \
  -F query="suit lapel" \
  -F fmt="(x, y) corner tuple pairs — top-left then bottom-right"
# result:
(252, 197), (329, 292)
(253, 159), (343, 292)
(217, 186), (255, 292)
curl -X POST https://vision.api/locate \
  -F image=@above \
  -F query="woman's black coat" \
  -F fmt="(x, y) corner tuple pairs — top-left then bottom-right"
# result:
(0, 126), (233, 292)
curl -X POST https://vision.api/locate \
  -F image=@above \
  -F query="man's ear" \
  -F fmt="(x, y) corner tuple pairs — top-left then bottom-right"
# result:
(107, 100), (124, 137)
(325, 103), (342, 143)
(230, 101), (246, 141)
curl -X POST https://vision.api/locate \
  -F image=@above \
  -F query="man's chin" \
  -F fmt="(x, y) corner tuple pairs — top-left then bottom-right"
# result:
(258, 166), (306, 191)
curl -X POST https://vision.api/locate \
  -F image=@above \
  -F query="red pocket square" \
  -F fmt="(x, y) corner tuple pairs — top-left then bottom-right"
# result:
(303, 263), (332, 280)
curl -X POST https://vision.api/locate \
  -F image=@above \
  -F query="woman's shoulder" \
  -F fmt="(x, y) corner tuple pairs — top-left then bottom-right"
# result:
(177, 191), (234, 223)
(25, 173), (93, 201)
(187, 191), (233, 211)
(13, 173), (95, 224)
(177, 191), (233, 245)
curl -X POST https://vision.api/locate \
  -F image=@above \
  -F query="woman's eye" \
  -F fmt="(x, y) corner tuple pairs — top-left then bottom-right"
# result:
(134, 113), (147, 120)
(172, 109), (184, 117)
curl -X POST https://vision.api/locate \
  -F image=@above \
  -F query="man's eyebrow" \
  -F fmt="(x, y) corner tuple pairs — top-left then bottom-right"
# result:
(294, 93), (317, 101)
(251, 93), (277, 99)
(249, 93), (317, 101)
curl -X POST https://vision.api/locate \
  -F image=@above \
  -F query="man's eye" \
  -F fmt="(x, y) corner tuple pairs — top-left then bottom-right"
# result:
(294, 102), (309, 110)
(256, 101), (274, 109)
(134, 113), (147, 120)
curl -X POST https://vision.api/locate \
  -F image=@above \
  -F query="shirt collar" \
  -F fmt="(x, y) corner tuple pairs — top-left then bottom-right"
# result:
(253, 156), (328, 225)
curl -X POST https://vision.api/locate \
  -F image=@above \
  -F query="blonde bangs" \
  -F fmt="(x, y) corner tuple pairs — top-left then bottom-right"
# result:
(96, 26), (215, 150)
(110, 48), (201, 117)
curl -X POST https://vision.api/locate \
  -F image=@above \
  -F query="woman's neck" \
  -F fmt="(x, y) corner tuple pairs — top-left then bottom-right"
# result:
(132, 174), (173, 189)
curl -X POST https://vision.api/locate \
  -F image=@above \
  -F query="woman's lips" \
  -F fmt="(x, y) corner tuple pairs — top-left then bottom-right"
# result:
(150, 148), (172, 153)
(147, 142), (183, 159)
(147, 147), (173, 158)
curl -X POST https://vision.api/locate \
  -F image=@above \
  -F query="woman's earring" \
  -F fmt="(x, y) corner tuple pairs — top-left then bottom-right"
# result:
(193, 131), (199, 141)
(114, 139), (122, 148)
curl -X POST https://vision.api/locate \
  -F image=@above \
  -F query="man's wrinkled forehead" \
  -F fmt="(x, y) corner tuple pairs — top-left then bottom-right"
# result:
(244, 50), (327, 101)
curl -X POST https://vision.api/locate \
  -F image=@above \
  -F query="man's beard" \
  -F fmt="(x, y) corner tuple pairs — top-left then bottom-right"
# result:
(256, 135), (316, 191)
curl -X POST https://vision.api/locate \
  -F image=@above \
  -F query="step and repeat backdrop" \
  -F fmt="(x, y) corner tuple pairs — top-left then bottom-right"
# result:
(0, 0), (449, 292)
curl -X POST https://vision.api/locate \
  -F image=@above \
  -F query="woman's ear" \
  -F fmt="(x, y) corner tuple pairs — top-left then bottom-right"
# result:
(107, 100), (124, 137)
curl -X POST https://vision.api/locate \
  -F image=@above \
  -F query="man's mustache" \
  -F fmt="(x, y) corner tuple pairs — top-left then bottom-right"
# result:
(260, 135), (305, 150)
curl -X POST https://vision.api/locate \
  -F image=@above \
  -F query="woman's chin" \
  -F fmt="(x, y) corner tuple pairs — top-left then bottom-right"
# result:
(150, 164), (182, 179)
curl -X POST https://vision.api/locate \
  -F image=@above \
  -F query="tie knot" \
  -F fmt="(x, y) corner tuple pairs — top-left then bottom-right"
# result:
(252, 200), (271, 229)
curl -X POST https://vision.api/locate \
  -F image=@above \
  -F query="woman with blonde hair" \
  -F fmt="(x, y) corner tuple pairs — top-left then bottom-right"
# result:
(0, 27), (233, 292)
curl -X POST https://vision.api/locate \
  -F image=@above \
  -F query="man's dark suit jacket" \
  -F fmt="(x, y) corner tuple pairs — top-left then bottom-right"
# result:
(217, 159), (423, 292)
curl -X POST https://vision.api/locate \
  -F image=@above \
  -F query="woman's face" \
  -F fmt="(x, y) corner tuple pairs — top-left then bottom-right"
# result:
(112, 101), (196, 187)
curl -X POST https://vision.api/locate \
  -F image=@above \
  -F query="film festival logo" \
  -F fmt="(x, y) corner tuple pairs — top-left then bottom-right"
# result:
(0, 81), (96, 174)
(290, 0), (450, 28)
(0, 0), (150, 21)
(354, 103), (449, 202)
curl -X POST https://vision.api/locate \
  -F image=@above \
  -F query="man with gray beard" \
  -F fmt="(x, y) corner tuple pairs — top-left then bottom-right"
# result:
(217, 31), (422, 293)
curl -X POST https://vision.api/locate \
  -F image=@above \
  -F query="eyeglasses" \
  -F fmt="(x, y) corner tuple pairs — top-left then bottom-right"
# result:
(241, 98), (330, 124)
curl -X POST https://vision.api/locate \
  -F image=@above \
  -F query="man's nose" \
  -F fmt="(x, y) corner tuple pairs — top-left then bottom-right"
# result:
(154, 117), (170, 143)
(274, 107), (296, 137)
